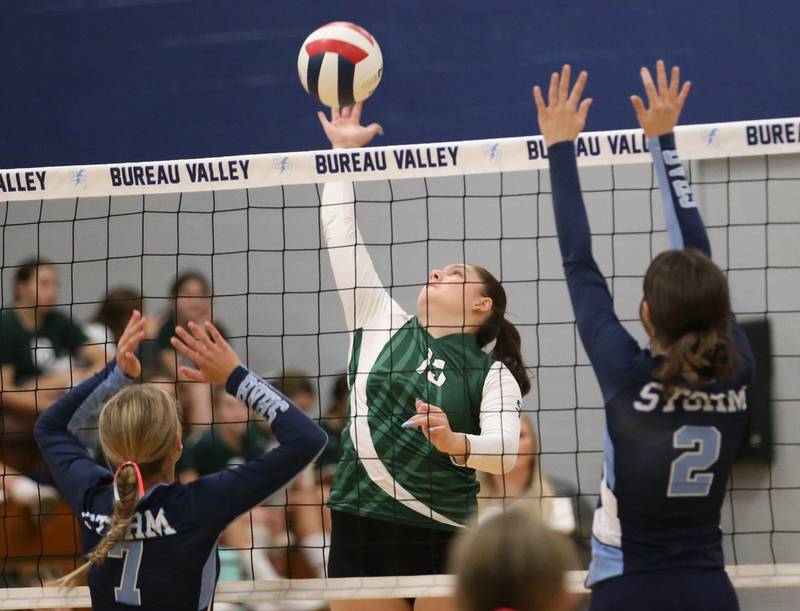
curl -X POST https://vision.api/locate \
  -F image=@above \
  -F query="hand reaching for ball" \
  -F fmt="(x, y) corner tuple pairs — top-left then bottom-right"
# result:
(318, 103), (384, 149)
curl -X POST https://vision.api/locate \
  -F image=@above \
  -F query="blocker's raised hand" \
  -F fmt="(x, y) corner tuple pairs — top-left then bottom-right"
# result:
(117, 310), (146, 378)
(533, 64), (592, 147)
(631, 59), (691, 138)
(170, 321), (241, 385)
(317, 102), (383, 149)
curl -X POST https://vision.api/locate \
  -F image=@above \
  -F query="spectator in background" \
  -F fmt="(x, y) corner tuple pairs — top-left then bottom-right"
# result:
(155, 271), (223, 432)
(1, 462), (59, 511)
(0, 259), (106, 416)
(272, 370), (338, 580)
(1, 259), (105, 472)
(478, 415), (576, 533)
(272, 370), (317, 414)
(83, 287), (142, 361)
(316, 374), (348, 478)
(450, 506), (579, 611)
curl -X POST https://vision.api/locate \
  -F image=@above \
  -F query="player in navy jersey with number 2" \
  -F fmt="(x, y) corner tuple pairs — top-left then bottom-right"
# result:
(532, 62), (753, 611)
(35, 311), (327, 611)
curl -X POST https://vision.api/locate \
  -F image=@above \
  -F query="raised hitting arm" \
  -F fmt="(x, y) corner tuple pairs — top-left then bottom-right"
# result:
(317, 104), (405, 330)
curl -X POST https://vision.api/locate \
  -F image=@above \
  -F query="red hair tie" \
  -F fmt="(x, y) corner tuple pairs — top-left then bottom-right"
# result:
(113, 460), (145, 502)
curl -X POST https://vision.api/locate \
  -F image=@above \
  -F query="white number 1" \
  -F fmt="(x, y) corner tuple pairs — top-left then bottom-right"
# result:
(109, 540), (143, 606)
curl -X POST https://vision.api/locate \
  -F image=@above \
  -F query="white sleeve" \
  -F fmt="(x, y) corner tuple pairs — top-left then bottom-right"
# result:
(320, 182), (407, 330)
(458, 362), (522, 474)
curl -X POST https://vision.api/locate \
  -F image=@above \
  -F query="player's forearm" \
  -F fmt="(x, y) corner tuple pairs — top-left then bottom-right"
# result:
(320, 182), (392, 328)
(225, 365), (328, 460)
(35, 361), (129, 438)
(463, 428), (519, 474)
(549, 141), (595, 266)
(549, 141), (618, 352)
(650, 132), (711, 256)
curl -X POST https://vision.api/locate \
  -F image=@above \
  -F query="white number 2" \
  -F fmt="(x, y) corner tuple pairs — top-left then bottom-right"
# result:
(109, 540), (143, 606)
(667, 425), (721, 497)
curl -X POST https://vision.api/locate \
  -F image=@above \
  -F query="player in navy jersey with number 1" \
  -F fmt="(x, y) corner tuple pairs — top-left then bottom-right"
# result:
(532, 62), (753, 611)
(35, 311), (327, 611)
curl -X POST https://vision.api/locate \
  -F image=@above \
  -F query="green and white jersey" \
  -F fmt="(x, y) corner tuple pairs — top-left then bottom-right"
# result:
(321, 182), (522, 531)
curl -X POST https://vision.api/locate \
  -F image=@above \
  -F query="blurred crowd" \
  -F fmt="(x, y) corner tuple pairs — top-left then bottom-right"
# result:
(0, 259), (588, 605)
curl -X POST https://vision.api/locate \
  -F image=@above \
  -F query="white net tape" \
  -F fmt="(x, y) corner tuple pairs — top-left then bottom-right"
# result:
(1, 566), (800, 609)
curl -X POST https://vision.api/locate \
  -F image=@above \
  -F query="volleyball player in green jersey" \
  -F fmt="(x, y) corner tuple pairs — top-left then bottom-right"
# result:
(317, 104), (530, 611)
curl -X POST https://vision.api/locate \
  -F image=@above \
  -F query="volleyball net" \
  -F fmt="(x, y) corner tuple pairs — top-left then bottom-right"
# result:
(1, 117), (799, 608)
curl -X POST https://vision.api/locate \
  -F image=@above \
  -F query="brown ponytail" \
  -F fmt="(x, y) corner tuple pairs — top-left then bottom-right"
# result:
(55, 384), (180, 587)
(473, 266), (531, 396)
(644, 250), (739, 397)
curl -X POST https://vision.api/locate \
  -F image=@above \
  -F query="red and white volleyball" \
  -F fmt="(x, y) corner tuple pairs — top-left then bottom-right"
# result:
(297, 22), (383, 107)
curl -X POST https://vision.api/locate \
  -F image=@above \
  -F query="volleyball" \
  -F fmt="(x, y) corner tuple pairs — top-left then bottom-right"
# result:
(297, 21), (383, 107)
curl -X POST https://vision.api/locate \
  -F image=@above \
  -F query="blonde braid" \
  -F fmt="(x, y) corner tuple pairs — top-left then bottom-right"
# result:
(54, 464), (140, 588)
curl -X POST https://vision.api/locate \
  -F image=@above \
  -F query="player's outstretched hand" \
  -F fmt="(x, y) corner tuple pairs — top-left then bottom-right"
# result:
(170, 321), (241, 385)
(117, 310), (146, 378)
(631, 59), (691, 138)
(533, 64), (592, 147)
(317, 103), (383, 149)
(402, 400), (470, 462)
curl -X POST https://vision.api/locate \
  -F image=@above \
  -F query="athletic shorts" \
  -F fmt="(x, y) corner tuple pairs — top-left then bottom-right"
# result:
(327, 509), (457, 578)
(590, 568), (739, 611)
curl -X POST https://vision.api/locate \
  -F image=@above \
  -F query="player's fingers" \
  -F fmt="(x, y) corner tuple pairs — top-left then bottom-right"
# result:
(117, 320), (145, 355)
(577, 98), (593, 126)
(641, 67), (658, 107)
(568, 70), (588, 107)
(669, 66), (680, 98)
(366, 122), (384, 138)
(630, 95), (646, 121)
(119, 330), (145, 357)
(203, 321), (226, 346)
(558, 64), (571, 105)
(656, 59), (668, 95)
(118, 310), (142, 345)
(185, 321), (211, 350)
(331, 106), (341, 121)
(190, 321), (215, 351)
(341, 106), (352, 119)
(351, 102), (363, 123)
(172, 327), (202, 358)
(547, 71), (559, 107)
(317, 111), (331, 131)
(401, 415), (423, 429)
(178, 366), (207, 383)
(533, 85), (546, 114)
(676, 81), (691, 113)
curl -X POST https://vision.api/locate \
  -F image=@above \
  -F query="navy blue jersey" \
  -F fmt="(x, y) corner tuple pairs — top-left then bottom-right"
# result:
(547, 134), (754, 587)
(35, 362), (327, 610)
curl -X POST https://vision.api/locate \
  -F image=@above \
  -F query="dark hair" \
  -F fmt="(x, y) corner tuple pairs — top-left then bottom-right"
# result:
(13, 258), (55, 299)
(170, 271), (211, 298)
(272, 370), (315, 399)
(450, 507), (576, 611)
(92, 287), (142, 343)
(644, 249), (738, 397)
(330, 374), (349, 404)
(473, 266), (531, 396)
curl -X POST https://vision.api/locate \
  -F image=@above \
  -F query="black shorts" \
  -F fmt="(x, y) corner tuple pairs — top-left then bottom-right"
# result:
(327, 509), (457, 578)
(590, 568), (739, 611)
